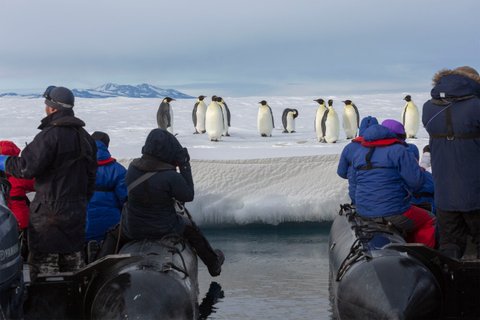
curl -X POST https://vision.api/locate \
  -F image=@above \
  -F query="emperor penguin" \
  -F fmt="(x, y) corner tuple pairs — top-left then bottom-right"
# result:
(205, 96), (224, 141)
(217, 97), (231, 136)
(401, 95), (419, 138)
(342, 99), (360, 139)
(321, 99), (340, 143)
(192, 95), (207, 134)
(156, 96), (175, 134)
(281, 108), (299, 133)
(257, 100), (275, 137)
(314, 98), (327, 142)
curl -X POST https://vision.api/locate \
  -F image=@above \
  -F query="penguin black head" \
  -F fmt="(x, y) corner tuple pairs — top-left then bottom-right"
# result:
(314, 98), (325, 105)
(342, 100), (352, 105)
(293, 109), (299, 118)
(328, 99), (333, 106)
(259, 100), (268, 106)
(217, 96), (223, 102)
(404, 95), (412, 102)
(198, 95), (206, 101)
(163, 97), (175, 103)
(211, 95), (218, 102)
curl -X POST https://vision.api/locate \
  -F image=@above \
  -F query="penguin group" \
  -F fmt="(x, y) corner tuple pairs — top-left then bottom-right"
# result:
(156, 94), (417, 143)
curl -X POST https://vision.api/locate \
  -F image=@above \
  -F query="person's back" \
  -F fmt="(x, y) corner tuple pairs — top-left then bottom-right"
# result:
(124, 129), (193, 239)
(352, 124), (436, 248)
(422, 66), (480, 258)
(337, 116), (378, 204)
(0, 86), (97, 277)
(423, 66), (480, 211)
(353, 125), (424, 217)
(123, 129), (224, 277)
(0, 140), (34, 230)
(86, 132), (127, 242)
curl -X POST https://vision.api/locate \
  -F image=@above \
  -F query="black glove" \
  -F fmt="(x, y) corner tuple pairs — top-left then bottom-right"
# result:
(175, 147), (190, 166)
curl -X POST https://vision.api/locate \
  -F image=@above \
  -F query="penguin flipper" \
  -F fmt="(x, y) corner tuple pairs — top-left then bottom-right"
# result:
(226, 104), (231, 126)
(282, 109), (288, 130)
(192, 103), (198, 125)
(321, 109), (329, 138)
(353, 103), (360, 128)
(269, 106), (275, 128)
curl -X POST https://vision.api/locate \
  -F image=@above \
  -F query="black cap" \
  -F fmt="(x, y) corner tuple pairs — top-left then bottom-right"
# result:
(91, 131), (110, 148)
(43, 86), (74, 110)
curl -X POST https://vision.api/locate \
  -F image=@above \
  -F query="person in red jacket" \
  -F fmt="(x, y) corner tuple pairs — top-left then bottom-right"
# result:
(0, 141), (35, 230)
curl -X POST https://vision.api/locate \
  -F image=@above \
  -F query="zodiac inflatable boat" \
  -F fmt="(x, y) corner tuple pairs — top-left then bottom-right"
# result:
(329, 204), (480, 320)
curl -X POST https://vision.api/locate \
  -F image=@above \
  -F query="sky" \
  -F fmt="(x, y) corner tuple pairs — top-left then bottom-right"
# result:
(1, 0), (479, 96)
(0, 93), (430, 224)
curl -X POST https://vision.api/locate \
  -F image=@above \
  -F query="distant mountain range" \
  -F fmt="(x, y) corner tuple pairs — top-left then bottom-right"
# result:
(0, 83), (194, 99)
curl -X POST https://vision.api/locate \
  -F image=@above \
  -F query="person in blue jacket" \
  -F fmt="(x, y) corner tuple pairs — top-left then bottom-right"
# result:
(381, 119), (435, 213)
(337, 116), (378, 204)
(86, 131), (127, 243)
(352, 124), (436, 248)
(422, 66), (480, 259)
(123, 128), (224, 277)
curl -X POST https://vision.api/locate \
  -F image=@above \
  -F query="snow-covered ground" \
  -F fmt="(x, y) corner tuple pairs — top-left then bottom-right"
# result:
(0, 93), (431, 225)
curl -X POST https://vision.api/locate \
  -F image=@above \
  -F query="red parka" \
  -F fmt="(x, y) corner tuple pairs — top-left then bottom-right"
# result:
(0, 141), (34, 229)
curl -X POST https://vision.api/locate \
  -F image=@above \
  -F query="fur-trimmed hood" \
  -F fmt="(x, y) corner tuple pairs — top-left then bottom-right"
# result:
(431, 66), (480, 99)
(432, 67), (480, 85)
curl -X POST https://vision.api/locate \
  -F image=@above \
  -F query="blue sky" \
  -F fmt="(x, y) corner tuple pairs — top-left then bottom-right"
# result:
(1, 0), (479, 97)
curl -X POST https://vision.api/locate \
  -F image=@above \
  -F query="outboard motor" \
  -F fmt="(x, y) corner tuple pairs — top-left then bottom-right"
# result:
(0, 176), (24, 319)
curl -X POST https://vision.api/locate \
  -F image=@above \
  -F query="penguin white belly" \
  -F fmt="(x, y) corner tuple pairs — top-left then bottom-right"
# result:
(167, 108), (174, 134)
(342, 108), (357, 138)
(403, 106), (419, 138)
(258, 109), (273, 136)
(206, 104), (224, 141)
(196, 104), (207, 133)
(221, 106), (229, 135)
(315, 107), (326, 141)
(286, 114), (295, 133)
(325, 111), (340, 143)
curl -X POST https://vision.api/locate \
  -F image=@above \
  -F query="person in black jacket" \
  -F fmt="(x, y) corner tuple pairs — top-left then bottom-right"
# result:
(123, 128), (224, 276)
(422, 66), (480, 259)
(0, 86), (97, 278)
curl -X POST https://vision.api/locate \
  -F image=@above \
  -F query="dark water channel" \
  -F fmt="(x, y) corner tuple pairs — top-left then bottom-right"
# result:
(197, 222), (333, 319)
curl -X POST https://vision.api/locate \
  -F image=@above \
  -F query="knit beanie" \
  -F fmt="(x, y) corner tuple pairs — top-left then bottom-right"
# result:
(43, 86), (75, 110)
(91, 131), (110, 148)
(381, 119), (406, 136)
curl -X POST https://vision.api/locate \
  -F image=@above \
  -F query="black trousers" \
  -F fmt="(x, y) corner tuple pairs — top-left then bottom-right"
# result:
(437, 208), (480, 257)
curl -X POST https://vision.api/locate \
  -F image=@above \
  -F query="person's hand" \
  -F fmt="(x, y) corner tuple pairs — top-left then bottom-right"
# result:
(175, 147), (190, 166)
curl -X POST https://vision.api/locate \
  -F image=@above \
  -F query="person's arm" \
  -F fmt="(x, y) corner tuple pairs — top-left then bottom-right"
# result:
(171, 147), (194, 202)
(396, 148), (424, 193)
(6, 131), (56, 179)
(337, 148), (350, 179)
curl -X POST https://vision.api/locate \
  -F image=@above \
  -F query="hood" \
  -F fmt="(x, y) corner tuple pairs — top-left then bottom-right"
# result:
(431, 68), (480, 99)
(358, 116), (379, 136)
(362, 124), (397, 142)
(141, 129), (182, 164)
(96, 140), (111, 161)
(0, 140), (20, 156)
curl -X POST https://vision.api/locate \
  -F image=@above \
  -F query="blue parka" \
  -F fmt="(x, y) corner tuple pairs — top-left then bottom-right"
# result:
(352, 125), (424, 218)
(422, 69), (480, 211)
(86, 141), (127, 242)
(337, 116), (378, 204)
(123, 129), (194, 240)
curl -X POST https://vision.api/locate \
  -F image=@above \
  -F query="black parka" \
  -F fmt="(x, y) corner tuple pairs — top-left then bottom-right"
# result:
(6, 109), (97, 253)
(123, 129), (194, 239)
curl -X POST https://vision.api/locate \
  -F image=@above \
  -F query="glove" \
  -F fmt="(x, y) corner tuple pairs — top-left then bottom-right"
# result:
(175, 147), (190, 166)
(0, 155), (9, 172)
